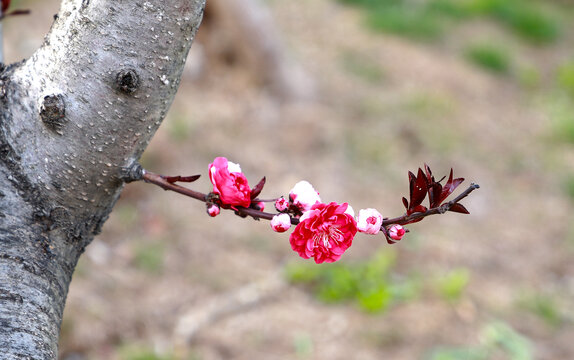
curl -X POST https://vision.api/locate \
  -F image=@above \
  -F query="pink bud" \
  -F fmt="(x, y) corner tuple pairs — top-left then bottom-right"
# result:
(388, 224), (405, 241)
(207, 204), (220, 217)
(289, 180), (321, 212)
(275, 196), (289, 212)
(357, 208), (383, 235)
(270, 213), (291, 233)
(254, 201), (265, 211)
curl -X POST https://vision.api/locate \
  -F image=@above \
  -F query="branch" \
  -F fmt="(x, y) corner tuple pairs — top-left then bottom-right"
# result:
(141, 169), (479, 228)
(143, 170), (287, 223)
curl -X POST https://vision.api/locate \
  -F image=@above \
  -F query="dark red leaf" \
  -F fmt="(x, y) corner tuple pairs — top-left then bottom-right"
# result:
(424, 163), (434, 183)
(449, 203), (470, 214)
(402, 197), (409, 210)
(412, 204), (428, 213)
(250, 177), (266, 200)
(428, 182), (443, 208)
(180, 175), (201, 182)
(408, 171), (416, 202)
(164, 175), (200, 184)
(440, 168), (464, 203)
(2, 0), (10, 13)
(408, 171), (416, 183)
(410, 168), (428, 208)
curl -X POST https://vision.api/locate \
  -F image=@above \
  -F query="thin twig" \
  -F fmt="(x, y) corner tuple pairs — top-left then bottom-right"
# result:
(143, 171), (207, 202)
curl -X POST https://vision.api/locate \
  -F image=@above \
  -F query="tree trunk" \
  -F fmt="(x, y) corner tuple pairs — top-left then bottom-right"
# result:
(0, 0), (205, 357)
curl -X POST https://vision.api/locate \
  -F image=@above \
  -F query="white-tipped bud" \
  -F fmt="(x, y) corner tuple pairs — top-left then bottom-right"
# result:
(270, 213), (291, 233)
(356, 208), (383, 235)
(289, 180), (321, 212)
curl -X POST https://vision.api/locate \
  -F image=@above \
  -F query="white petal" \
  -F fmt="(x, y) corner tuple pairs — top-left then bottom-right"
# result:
(227, 161), (242, 173)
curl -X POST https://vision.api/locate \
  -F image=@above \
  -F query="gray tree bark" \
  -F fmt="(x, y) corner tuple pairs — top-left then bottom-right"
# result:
(0, 0), (205, 358)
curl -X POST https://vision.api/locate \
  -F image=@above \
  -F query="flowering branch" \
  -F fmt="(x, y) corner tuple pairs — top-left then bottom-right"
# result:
(137, 157), (479, 263)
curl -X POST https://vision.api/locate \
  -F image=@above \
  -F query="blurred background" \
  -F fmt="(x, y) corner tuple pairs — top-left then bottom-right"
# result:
(4, 0), (574, 359)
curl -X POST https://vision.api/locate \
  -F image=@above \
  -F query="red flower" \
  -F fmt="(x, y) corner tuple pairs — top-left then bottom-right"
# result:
(289, 202), (357, 264)
(209, 157), (251, 208)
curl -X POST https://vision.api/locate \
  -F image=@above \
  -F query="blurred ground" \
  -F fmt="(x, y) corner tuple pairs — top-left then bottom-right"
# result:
(4, 0), (574, 359)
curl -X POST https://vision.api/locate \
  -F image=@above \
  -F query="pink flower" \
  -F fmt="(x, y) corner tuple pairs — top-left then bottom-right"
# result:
(356, 208), (383, 235)
(209, 157), (251, 208)
(289, 180), (321, 212)
(388, 224), (406, 242)
(275, 196), (289, 212)
(289, 202), (357, 264)
(207, 204), (220, 217)
(271, 213), (291, 233)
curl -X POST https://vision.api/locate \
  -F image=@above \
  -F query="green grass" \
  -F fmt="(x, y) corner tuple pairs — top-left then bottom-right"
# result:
(466, 0), (561, 44)
(547, 96), (574, 145)
(465, 43), (512, 74)
(428, 321), (533, 360)
(557, 60), (574, 98)
(518, 292), (563, 327)
(340, 52), (385, 84)
(119, 346), (176, 360)
(336, 0), (562, 44)
(134, 242), (165, 274)
(434, 268), (470, 302)
(285, 249), (420, 313)
(365, 5), (446, 41)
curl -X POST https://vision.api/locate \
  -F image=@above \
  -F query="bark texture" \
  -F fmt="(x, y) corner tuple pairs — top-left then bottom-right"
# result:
(0, 0), (205, 358)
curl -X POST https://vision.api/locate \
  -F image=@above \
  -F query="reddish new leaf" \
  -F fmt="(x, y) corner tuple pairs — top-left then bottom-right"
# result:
(164, 175), (201, 184)
(448, 203), (470, 214)
(410, 168), (428, 208)
(2, 0), (10, 13)
(439, 169), (464, 204)
(424, 163), (434, 183)
(250, 177), (266, 200)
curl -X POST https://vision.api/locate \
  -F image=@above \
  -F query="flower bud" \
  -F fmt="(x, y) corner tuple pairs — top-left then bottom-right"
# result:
(253, 201), (265, 211)
(270, 213), (291, 233)
(275, 196), (289, 212)
(289, 180), (321, 212)
(388, 224), (405, 241)
(207, 204), (220, 217)
(357, 208), (383, 235)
